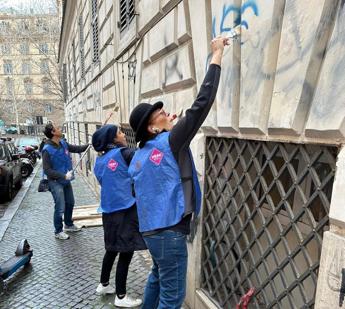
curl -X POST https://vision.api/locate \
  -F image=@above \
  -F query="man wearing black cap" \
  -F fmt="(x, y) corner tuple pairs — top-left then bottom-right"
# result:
(92, 124), (146, 308)
(42, 123), (89, 240)
(128, 37), (227, 308)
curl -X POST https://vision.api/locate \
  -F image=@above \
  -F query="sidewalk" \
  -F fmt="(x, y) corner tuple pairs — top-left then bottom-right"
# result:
(0, 171), (151, 308)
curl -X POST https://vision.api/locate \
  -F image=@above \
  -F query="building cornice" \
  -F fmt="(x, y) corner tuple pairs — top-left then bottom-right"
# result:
(58, 0), (76, 64)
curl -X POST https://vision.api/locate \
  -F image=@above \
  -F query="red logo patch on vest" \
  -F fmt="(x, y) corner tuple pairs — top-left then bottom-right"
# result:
(150, 148), (164, 166)
(107, 159), (118, 171)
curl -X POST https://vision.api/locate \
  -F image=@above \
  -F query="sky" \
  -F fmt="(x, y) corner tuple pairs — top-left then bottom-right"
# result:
(0, 0), (57, 15)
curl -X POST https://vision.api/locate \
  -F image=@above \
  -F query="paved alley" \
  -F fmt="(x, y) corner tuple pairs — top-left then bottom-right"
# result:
(0, 171), (151, 309)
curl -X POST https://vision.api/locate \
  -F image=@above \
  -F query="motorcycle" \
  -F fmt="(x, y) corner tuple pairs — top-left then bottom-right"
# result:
(20, 157), (34, 178)
(21, 145), (39, 166)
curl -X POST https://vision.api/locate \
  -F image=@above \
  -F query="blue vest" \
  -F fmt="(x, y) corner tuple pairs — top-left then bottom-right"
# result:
(128, 132), (201, 232)
(43, 140), (72, 185)
(94, 147), (135, 213)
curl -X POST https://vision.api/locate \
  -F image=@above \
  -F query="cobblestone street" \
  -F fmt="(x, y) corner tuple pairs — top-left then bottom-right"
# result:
(0, 170), (151, 309)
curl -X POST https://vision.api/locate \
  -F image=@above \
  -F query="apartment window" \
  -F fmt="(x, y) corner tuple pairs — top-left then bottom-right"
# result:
(42, 78), (50, 94)
(26, 101), (33, 113)
(38, 43), (48, 54)
(6, 78), (13, 95)
(91, 0), (99, 62)
(36, 18), (48, 33)
(78, 14), (85, 78)
(36, 116), (43, 125)
(24, 78), (33, 94)
(20, 42), (29, 54)
(22, 61), (31, 74)
(40, 59), (49, 74)
(3, 60), (13, 74)
(0, 21), (10, 33)
(45, 103), (53, 113)
(18, 20), (29, 32)
(1, 44), (11, 55)
(119, 0), (135, 33)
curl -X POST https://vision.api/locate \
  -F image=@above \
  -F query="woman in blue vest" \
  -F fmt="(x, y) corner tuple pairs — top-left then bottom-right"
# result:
(128, 37), (227, 308)
(92, 124), (146, 308)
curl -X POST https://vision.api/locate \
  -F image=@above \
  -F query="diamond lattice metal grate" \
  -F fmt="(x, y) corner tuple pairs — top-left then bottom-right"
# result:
(121, 123), (137, 149)
(201, 138), (338, 308)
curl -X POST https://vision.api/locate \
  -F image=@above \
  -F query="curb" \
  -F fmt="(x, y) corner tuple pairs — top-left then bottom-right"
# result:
(0, 161), (42, 241)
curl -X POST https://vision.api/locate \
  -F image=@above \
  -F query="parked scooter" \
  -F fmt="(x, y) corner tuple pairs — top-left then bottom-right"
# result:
(0, 239), (33, 293)
(20, 145), (39, 166)
(20, 157), (34, 178)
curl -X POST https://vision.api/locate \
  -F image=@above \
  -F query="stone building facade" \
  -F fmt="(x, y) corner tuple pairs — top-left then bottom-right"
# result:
(59, 0), (345, 308)
(0, 9), (64, 134)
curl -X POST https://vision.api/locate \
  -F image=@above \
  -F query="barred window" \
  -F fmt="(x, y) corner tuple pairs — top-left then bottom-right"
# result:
(79, 14), (85, 79)
(202, 138), (338, 308)
(119, 0), (135, 33)
(120, 123), (137, 149)
(91, 0), (99, 63)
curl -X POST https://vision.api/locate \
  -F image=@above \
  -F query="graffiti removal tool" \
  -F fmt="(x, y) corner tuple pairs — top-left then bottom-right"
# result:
(72, 144), (93, 174)
(226, 25), (242, 40)
(0, 239), (33, 293)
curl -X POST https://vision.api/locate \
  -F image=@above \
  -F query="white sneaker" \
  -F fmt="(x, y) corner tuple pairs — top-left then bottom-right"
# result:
(55, 231), (70, 240)
(96, 283), (115, 295)
(114, 295), (142, 307)
(64, 224), (82, 232)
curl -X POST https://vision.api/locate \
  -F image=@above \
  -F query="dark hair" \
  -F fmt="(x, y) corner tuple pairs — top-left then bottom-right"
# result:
(43, 123), (54, 139)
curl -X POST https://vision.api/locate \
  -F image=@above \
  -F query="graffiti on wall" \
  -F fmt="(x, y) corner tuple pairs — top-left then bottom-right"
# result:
(212, 0), (259, 38)
(205, 0), (259, 72)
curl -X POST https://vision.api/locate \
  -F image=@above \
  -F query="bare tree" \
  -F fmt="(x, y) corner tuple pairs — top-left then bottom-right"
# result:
(0, 0), (63, 132)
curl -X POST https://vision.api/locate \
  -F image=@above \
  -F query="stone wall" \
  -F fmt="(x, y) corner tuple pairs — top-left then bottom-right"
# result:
(59, 0), (345, 307)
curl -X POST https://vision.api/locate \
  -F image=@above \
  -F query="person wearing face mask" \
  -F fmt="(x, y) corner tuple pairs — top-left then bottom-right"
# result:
(128, 36), (228, 308)
(92, 124), (146, 308)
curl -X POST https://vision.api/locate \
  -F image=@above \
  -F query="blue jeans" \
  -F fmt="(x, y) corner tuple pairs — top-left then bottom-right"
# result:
(142, 230), (187, 309)
(48, 180), (75, 234)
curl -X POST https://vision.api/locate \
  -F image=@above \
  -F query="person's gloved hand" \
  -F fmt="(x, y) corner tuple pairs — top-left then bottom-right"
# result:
(88, 135), (93, 145)
(65, 170), (73, 180)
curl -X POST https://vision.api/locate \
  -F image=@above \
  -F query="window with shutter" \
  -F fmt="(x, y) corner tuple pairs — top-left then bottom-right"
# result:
(62, 64), (68, 101)
(91, 0), (99, 63)
(79, 14), (85, 79)
(68, 55), (72, 93)
(72, 40), (77, 86)
(119, 0), (135, 33)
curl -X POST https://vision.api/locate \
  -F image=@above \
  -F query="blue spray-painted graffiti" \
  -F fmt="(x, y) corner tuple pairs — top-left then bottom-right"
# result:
(213, 1), (259, 38)
(206, 0), (259, 72)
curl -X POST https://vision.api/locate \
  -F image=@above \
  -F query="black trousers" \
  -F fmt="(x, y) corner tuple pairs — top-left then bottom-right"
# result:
(100, 250), (134, 296)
